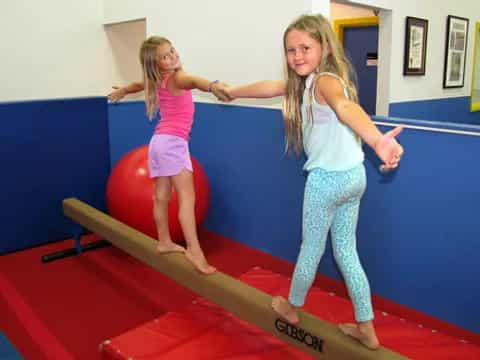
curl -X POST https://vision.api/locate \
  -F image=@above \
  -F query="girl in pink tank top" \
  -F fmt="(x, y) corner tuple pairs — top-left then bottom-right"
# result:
(107, 36), (231, 275)
(154, 72), (195, 139)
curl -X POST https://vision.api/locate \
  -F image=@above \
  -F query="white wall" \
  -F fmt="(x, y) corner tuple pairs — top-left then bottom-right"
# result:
(331, 2), (375, 19)
(2, 0), (479, 106)
(310, 0), (330, 15)
(0, 0), (114, 102)
(104, 20), (146, 101)
(143, 0), (306, 108)
(102, 0), (148, 25)
(345, 0), (480, 103)
(103, 0), (480, 107)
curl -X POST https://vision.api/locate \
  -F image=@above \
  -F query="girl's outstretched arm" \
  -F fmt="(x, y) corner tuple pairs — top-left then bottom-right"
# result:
(316, 75), (404, 169)
(173, 70), (230, 101)
(227, 80), (286, 99)
(108, 81), (144, 102)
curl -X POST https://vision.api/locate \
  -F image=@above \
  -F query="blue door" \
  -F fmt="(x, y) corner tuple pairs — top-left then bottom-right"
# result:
(343, 26), (379, 115)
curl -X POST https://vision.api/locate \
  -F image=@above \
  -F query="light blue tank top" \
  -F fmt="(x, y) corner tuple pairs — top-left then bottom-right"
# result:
(301, 72), (364, 172)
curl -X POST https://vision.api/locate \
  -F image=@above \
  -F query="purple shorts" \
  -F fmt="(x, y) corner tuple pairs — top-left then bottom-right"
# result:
(148, 134), (193, 178)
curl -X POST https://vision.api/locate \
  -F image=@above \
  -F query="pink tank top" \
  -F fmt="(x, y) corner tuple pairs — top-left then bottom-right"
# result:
(154, 74), (195, 140)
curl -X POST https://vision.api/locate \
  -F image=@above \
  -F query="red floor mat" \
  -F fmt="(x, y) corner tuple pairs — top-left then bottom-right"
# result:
(100, 267), (480, 360)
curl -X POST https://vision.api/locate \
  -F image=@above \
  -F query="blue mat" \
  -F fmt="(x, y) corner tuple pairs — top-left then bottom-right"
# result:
(0, 332), (22, 360)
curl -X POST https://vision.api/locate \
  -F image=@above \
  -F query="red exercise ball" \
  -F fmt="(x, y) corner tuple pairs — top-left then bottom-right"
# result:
(106, 145), (210, 243)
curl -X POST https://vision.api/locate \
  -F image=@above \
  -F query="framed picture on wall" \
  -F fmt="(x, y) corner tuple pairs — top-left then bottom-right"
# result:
(443, 15), (469, 88)
(403, 17), (428, 76)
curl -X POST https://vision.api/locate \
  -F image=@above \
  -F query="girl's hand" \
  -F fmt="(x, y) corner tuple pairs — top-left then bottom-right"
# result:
(107, 86), (127, 102)
(375, 127), (404, 171)
(211, 82), (234, 102)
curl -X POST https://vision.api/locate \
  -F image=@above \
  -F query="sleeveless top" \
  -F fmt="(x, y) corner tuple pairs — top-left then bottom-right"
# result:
(154, 73), (195, 140)
(301, 72), (364, 171)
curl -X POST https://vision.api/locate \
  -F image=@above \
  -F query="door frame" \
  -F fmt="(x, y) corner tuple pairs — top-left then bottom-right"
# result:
(334, 16), (379, 114)
(333, 16), (379, 43)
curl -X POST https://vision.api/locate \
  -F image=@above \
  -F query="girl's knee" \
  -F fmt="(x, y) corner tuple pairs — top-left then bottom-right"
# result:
(153, 177), (172, 203)
(153, 189), (171, 204)
(333, 248), (360, 270)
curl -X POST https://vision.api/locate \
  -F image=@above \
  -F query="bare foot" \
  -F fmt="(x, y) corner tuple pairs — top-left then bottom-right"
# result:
(271, 296), (299, 324)
(338, 323), (380, 350)
(156, 240), (186, 254)
(185, 248), (216, 275)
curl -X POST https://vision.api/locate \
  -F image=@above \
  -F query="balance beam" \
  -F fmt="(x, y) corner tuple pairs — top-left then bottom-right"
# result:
(63, 197), (406, 360)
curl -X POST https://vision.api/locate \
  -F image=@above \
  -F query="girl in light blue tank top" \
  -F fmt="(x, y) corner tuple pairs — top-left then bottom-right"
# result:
(224, 14), (404, 350)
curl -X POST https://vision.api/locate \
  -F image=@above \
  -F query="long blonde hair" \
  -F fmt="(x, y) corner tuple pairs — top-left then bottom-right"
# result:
(282, 14), (359, 154)
(139, 36), (171, 120)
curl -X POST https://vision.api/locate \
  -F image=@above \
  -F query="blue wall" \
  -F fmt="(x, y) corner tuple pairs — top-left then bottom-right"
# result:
(107, 101), (306, 257)
(390, 96), (480, 125)
(108, 101), (480, 334)
(0, 97), (110, 254)
(2, 97), (478, 334)
(108, 101), (157, 166)
(363, 117), (480, 333)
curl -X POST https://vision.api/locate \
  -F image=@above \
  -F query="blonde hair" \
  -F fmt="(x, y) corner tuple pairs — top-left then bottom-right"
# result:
(139, 36), (171, 120)
(282, 14), (359, 154)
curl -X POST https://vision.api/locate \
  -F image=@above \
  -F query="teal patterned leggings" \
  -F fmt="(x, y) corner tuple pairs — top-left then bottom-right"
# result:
(288, 164), (374, 322)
